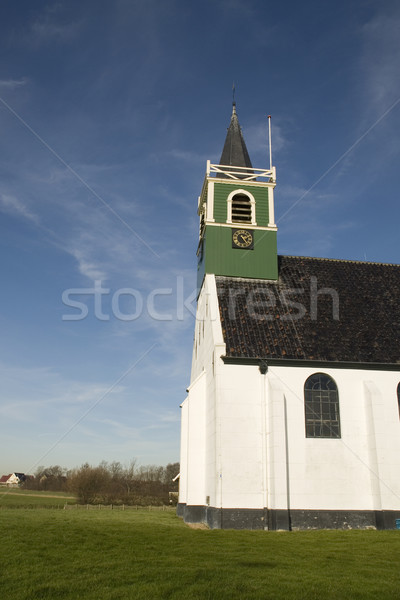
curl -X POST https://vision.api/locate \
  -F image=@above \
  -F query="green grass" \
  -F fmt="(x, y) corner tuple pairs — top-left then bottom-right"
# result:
(0, 509), (399, 600)
(0, 488), (76, 507)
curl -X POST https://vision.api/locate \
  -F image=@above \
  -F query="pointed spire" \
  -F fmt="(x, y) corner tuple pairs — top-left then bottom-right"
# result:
(219, 102), (253, 172)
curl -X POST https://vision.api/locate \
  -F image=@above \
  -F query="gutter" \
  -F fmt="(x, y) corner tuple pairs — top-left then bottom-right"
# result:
(221, 356), (400, 372)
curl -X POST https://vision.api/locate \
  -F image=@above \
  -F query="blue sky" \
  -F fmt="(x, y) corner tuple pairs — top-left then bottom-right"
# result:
(0, 0), (399, 475)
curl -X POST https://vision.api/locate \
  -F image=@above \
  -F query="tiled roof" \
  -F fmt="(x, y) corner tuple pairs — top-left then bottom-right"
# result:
(216, 255), (400, 364)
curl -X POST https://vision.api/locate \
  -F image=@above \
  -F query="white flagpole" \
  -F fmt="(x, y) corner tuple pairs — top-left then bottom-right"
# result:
(268, 115), (272, 171)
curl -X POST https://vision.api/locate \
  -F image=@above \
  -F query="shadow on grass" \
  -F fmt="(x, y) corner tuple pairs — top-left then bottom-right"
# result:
(239, 560), (278, 569)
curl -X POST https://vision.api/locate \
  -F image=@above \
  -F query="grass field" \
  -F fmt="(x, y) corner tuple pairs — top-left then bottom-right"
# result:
(1, 507), (400, 599)
(0, 488), (76, 508)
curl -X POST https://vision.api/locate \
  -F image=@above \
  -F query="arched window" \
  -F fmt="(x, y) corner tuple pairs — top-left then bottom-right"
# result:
(231, 193), (252, 223)
(304, 373), (340, 438)
(397, 383), (400, 419)
(227, 190), (256, 225)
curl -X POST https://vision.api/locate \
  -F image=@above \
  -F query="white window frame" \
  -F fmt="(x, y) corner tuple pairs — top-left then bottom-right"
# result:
(226, 189), (256, 225)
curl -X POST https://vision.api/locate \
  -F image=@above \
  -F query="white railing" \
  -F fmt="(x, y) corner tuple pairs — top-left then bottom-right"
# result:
(198, 160), (277, 214)
(206, 161), (276, 182)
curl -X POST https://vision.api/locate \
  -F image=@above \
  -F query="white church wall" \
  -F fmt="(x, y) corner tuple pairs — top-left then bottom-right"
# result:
(364, 380), (383, 512)
(215, 364), (266, 509)
(185, 370), (207, 506)
(178, 397), (189, 506)
(182, 275), (225, 509)
(266, 378), (290, 511)
(268, 365), (400, 512)
(363, 378), (400, 510)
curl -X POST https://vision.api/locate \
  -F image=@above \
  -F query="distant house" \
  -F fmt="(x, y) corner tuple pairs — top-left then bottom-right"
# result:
(0, 473), (26, 487)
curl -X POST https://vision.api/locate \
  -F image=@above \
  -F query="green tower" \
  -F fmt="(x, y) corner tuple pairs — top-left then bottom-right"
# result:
(197, 103), (278, 290)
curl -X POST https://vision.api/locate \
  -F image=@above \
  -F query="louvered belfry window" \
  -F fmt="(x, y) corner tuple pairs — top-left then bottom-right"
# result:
(304, 373), (341, 438)
(231, 194), (252, 223)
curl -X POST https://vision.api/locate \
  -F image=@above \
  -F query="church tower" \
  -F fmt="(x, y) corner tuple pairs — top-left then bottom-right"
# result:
(178, 104), (282, 530)
(196, 103), (278, 290)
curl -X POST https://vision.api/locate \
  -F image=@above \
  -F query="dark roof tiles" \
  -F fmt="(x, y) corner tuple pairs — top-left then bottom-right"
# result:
(216, 255), (400, 364)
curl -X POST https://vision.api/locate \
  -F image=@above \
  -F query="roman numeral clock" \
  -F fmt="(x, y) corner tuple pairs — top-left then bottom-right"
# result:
(232, 228), (254, 249)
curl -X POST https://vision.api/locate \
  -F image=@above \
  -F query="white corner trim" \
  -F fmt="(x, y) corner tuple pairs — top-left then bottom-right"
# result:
(204, 222), (276, 232)
(186, 369), (206, 393)
(206, 274), (225, 347)
(268, 187), (276, 228)
(207, 180), (215, 222)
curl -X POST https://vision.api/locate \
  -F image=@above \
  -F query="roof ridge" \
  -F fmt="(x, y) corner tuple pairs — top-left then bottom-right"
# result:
(280, 254), (400, 267)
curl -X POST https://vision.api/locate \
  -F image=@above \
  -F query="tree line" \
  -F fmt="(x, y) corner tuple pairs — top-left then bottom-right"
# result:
(23, 461), (180, 506)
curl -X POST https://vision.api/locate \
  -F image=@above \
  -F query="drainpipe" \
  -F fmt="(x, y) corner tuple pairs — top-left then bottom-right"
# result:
(259, 360), (269, 529)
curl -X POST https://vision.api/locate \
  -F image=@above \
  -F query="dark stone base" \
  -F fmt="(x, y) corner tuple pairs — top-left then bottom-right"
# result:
(177, 504), (400, 531)
(177, 504), (268, 529)
(206, 507), (268, 530)
(289, 509), (400, 530)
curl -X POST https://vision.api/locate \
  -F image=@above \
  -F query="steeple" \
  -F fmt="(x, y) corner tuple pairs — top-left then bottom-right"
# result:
(196, 104), (278, 288)
(219, 102), (253, 170)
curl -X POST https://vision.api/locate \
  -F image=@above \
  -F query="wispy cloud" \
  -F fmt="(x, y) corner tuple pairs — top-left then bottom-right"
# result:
(100, 418), (141, 439)
(167, 149), (209, 165)
(360, 9), (400, 112)
(30, 5), (82, 43)
(0, 94), (160, 260)
(0, 193), (39, 224)
(68, 246), (107, 281)
(0, 362), (125, 422)
(0, 78), (27, 90)
(100, 407), (180, 441)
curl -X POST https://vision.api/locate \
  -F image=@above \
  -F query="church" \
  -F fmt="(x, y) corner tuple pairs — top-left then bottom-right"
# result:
(177, 104), (400, 530)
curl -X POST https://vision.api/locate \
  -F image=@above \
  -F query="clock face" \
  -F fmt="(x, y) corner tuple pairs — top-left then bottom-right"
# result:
(232, 228), (254, 249)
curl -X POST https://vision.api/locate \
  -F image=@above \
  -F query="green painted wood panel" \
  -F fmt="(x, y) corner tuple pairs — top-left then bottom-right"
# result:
(213, 183), (228, 222)
(202, 225), (278, 280)
(255, 188), (269, 227)
(212, 182), (270, 226)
